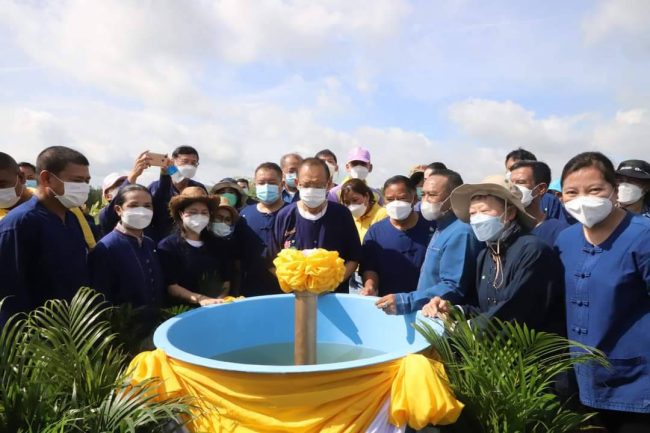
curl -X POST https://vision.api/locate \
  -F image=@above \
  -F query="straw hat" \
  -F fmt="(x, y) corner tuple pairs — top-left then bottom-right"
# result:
(210, 178), (246, 206)
(450, 177), (537, 230)
(169, 186), (220, 223)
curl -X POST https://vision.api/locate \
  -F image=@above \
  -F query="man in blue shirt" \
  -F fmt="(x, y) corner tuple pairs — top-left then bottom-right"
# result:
(148, 146), (206, 241)
(505, 147), (567, 221)
(239, 162), (287, 296)
(376, 170), (483, 315)
(0, 146), (91, 325)
(280, 153), (302, 204)
(361, 175), (434, 297)
(0, 153), (33, 220)
(509, 160), (569, 246)
(273, 158), (361, 292)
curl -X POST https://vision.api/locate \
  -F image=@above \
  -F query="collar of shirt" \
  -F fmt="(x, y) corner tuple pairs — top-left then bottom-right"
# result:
(435, 211), (457, 230)
(115, 222), (144, 246)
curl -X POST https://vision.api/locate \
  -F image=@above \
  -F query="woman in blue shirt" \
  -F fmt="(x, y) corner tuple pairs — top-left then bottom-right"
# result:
(554, 152), (650, 432)
(158, 187), (232, 307)
(90, 184), (163, 308)
(360, 175), (434, 296)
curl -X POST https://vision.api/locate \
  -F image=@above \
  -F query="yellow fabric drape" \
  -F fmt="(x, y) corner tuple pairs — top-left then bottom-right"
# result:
(129, 349), (463, 433)
(69, 207), (97, 249)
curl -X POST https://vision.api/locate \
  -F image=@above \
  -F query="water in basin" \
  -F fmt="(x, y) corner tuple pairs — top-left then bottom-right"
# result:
(213, 342), (385, 366)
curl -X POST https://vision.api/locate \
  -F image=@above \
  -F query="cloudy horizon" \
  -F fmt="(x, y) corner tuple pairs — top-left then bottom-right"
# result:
(0, 0), (648, 188)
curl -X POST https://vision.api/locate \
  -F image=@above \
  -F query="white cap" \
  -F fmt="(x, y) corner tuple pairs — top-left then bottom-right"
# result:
(102, 172), (127, 193)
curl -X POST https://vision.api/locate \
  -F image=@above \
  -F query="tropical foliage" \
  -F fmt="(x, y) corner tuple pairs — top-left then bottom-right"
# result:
(414, 311), (607, 433)
(0, 288), (192, 433)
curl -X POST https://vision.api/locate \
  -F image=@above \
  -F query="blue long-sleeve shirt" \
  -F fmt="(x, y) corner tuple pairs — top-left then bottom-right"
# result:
(394, 214), (483, 314)
(90, 229), (164, 308)
(555, 212), (650, 413)
(0, 197), (89, 325)
(148, 174), (205, 242)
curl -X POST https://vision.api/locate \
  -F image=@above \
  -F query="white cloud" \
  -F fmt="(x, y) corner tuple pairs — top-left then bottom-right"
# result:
(447, 99), (650, 180)
(583, 0), (650, 44)
(0, 0), (409, 110)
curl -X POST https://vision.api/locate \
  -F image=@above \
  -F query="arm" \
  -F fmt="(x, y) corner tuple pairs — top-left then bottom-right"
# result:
(88, 242), (116, 303)
(361, 270), (379, 296)
(167, 284), (224, 306)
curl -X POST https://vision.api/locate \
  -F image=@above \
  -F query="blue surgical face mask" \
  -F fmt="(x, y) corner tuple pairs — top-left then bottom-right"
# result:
(416, 187), (423, 200)
(221, 192), (238, 207)
(470, 213), (505, 242)
(256, 183), (280, 204)
(26, 179), (37, 188)
(285, 173), (297, 188)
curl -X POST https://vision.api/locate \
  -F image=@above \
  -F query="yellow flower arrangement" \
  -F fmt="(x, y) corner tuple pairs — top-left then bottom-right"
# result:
(273, 248), (346, 294)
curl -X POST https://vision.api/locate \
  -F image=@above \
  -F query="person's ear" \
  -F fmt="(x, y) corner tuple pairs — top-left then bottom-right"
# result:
(535, 183), (548, 197)
(114, 204), (124, 218)
(16, 171), (26, 185)
(39, 170), (51, 187)
(368, 163), (373, 173)
(507, 205), (517, 221)
(345, 162), (351, 171)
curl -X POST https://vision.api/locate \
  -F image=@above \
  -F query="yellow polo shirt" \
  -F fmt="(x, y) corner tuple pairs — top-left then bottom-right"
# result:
(355, 202), (388, 242)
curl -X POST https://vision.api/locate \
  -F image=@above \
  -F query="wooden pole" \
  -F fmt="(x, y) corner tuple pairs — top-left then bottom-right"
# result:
(294, 291), (317, 365)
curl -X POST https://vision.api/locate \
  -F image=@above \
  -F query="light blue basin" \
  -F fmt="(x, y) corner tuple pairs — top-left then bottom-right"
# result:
(154, 293), (441, 374)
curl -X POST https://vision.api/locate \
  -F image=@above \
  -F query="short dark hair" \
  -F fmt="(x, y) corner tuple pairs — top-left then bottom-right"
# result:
(315, 149), (337, 163)
(340, 179), (376, 207)
(409, 171), (424, 186)
(510, 160), (551, 185)
(561, 152), (617, 188)
(36, 146), (89, 175)
(18, 161), (36, 172)
(426, 162), (447, 172)
(0, 152), (19, 173)
(255, 162), (283, 179)
(299, 157), (330, 179)
(505, 148), (537, 164)
(114, 184), (151, 207)
(383, 175), (415, 194)
(172, 145), (199, 159)
(236, 178), (249, 187)
(429, 169), (464, 194)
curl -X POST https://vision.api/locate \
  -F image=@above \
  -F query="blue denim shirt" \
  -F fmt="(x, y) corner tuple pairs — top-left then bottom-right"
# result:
(394, 213), (483, 315)
(555, 212), (650, 413)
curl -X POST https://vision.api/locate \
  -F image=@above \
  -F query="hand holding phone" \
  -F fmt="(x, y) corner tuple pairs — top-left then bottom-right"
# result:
(147, 152), (168, 167)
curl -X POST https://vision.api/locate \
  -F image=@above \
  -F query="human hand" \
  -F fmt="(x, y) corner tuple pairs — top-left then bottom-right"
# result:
(421, 296), (450, 319)
(198, 296), (225, 306)
(375, 294), (397, 315)
(128, 151), (152, 183)
(359, 286), (377, 296)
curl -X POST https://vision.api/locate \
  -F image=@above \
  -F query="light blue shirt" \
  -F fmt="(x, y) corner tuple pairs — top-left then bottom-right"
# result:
(394, 213), (483, 315)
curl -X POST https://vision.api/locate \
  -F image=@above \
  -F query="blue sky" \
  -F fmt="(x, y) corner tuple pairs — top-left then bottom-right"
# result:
(0, 0), (648, 187)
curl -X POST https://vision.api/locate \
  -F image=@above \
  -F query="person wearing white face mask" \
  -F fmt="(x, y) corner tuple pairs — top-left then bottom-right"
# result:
(90, 184), (165, 326)
(158, 187), (231, 307)
(326, 147), (384, 205)
(555, 152), (650, 431)
(615, 159), (650, 218)
(0, 152), (33, 220)
(339, 179), (388, 242)
(273, 158), (361, 292)
(148, 145), (206, 242)
(0, 146), (93, 325)
(509, 160), (569, 246)
(360, 176), (434, 298)
(239, 162), (287, 296)
(422, 181), (565, 338)
(375, 170), (483, 316)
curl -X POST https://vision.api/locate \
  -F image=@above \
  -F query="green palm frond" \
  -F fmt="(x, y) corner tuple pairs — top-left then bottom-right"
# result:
(0, 288), (193, 432)
(415, 310), (606, 433)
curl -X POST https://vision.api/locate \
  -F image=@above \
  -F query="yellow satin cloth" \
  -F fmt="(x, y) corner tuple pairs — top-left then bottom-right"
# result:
(129, 349), (463, 432)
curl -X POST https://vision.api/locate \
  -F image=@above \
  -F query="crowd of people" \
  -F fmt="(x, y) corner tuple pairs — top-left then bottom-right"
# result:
(0, 144), (649, 432)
